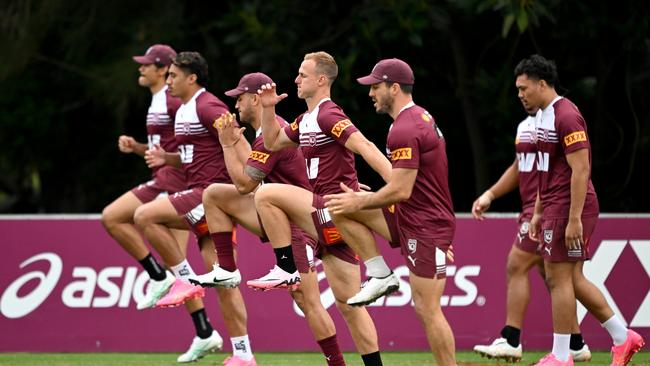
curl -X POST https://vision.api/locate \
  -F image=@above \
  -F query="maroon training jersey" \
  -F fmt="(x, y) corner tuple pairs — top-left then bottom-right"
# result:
(535, 97), (599, 218)
(174, 88), (232, 189)
(387, 103), (455, 240)
(146, 86), (183, 175)
(515, 115), (538, 219)
(247, 116), (311, 190)
(283, 98), (360, 195)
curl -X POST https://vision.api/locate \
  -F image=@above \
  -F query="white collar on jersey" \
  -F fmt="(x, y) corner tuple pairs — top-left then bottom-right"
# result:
(152, 85), (168, 98)
(542, 95), (563, 112)
(396, 101), (416, 117)
(255, 128), (262, 138)
(185, 88), (206, 105)
(316, 97), (331, 108)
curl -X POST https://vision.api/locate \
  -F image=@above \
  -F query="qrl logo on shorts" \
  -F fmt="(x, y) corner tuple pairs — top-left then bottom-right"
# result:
(544, 229), (553, 244)
(408, 238), (417, 253)
(519, 222), (530, 236)
(322, 227), (343, 245)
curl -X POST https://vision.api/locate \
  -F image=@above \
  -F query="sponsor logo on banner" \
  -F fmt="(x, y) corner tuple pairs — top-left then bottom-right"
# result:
(577, 240), (650, 327)
(293, 263), (484, 317)
(1, 253), (150, 319)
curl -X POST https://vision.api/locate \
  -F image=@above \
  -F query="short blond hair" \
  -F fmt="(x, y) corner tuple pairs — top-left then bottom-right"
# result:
(304, 51), (338, 85)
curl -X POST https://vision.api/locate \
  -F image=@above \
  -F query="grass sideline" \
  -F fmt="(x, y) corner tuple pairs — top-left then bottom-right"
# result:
(0, 351), (649, 366)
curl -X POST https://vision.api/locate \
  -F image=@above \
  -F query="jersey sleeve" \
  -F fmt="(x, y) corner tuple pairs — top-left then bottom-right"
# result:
(558, 112), (590, 155)
(245, 139), (280, 178)
(319, 105), (359, 145)
(197, 98), (232, 138)
(387, 123), (420, 170)
(283, 116), (302, 144)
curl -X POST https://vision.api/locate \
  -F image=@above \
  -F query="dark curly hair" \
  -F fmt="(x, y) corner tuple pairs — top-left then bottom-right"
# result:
(172, 52), (209, 87)
(514, 54), (558, 87)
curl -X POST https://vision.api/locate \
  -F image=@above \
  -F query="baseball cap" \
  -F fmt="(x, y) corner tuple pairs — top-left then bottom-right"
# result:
(225, 72), (274, 97)
(132, 44), (177, 66)
(357, 58), (414, 85)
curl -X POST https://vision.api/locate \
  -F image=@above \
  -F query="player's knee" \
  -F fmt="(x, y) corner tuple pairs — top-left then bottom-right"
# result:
(203, 183), (226, 205)
(133, 206), (151, 229)
(333, 297), (355, 317)
(506, 257), (525, 278)
(100, 206), (114, 229)
(253, 185), (274, 207)
(413, 298), (438, 323)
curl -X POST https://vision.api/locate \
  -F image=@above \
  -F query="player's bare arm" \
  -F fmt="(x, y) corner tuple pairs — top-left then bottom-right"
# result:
(258, 83), (295, 151)
(118, 135), (148, 156)
(472, 158), (519, 220)
(217, 112), (251, 163)
(144, 144), (181, 169)
(565, 148), (590, 250)
(324, 167), (417, 215)
(344, 131), (392, 183)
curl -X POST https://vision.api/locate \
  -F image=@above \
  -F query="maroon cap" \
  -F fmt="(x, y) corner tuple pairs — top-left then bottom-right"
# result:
(225, 72), (274, 97)
(357, 58), (414, 85)
(132, 44), (177, 66)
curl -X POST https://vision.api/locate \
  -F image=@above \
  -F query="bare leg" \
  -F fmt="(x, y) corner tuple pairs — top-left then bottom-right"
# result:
(573, 261), (615, 322)
(505, 246), (542, 328)
(291, 269), (337, 340)
(133, 198), (188, 266)
(254, 184), (320, 246)
(102, 191), (149, 260)
(410, 272), (456, 366)
(545, 261), (578, 334)
(321, 254), (379, 355)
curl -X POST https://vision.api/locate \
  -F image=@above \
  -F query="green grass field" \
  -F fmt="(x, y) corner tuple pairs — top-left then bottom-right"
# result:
(0, 351), (648, 366)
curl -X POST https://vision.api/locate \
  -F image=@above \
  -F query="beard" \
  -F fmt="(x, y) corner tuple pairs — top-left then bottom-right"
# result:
(377, 94), (394, 115)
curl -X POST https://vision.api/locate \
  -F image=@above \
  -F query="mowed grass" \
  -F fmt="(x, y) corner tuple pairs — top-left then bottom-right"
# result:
(0, 351), (648, 366)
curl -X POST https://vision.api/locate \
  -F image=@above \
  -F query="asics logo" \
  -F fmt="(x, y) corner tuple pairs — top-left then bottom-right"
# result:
(1, 252), (152, 318)
(292, 262), (481, 317)
(0, 253), (62, 319)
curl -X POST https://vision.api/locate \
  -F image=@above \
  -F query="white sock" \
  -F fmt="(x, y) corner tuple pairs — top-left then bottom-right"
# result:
(231, 335), (253, 361)
(601, 315), (628, 345)
(364, 256), (391, 278)
(171, 259), (196, 282)
(551, 333), (571, 362)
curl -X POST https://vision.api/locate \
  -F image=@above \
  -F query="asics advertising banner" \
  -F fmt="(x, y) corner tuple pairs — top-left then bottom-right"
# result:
(1, 215), (648, 352)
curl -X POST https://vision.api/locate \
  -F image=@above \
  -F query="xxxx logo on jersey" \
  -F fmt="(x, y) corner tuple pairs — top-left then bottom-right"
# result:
(390, 147), (412, 161)
(564, 131), (587, 147)
(331, 119), (352, 138)
(290, 120), (299, 131)
(249, 151), (270, 164)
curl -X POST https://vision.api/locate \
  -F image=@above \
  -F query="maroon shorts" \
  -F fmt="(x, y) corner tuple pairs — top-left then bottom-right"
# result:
(291, 229), (317, 273)
(399, 228), (452, 279)
(513, 219), (541, 254)
(540, 216), (598, 262)
(168, 187), (209, 239)
(382, 205), (401, 248)
(131, 166), (187, 203)
(309, 194), (359, 265)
